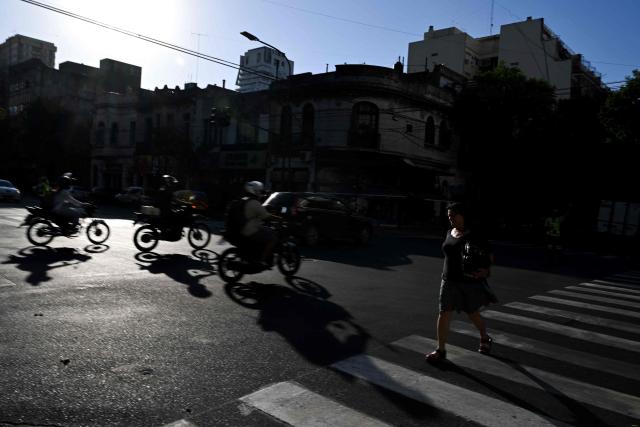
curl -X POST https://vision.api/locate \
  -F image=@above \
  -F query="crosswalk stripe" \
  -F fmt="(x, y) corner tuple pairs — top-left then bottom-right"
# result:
(564, 285), (640, 301)
(331, 355), (567, 427)
(504, 302), (640, 334)
(480, 310), (640, 353)
(609, 273), (640, 281)
(548, 290), (640, 309)
(394, 335), (640, 420)
(239, 381), (392, 427)
(530, 295), (640, 319)
(450, 321), (640, 381)
(579, 282), (640, 295)
(594, 279), (640, 289)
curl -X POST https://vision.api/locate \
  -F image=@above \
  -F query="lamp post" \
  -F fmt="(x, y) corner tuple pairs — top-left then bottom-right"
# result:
(241, 31), (292, 190)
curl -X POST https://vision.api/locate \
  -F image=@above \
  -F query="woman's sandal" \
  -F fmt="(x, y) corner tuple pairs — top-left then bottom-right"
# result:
(478, 336), (493, 354)
(425, 349), (447, 362)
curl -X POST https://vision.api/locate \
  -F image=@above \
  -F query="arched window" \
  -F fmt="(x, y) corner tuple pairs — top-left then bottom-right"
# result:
(110, 122), (119, 145)
(280, 105), (292, 147)
(301, 103), (315, 145)
(439, 120), (451, 149)
(96, 121), (105, 145)
(424, 116), (435, 147)
(350, 102), (379, 148)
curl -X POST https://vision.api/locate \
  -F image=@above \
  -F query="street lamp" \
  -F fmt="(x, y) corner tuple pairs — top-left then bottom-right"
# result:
(241, 30), (293, 190)
(240, 31), (292, 79)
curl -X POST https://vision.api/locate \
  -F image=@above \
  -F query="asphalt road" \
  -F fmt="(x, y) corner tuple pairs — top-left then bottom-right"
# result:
(0, 201), (639, 427)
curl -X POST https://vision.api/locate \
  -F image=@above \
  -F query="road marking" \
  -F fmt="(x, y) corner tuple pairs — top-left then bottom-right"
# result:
(548, 290), (640, 309)
(578, 282), (640, 295)
(594, 279), (640, 289)
(481, 310), (640, 353)
(530, 295), (640, 319)
(450, 321), (640, 381)
(331, 355), (567, 427)
(240, 381), (392, 427)
(564, 285), (640, 301)
(505, 301), (640, 334)
(394, 335), (640, 420)
(162, 420), (198, 427)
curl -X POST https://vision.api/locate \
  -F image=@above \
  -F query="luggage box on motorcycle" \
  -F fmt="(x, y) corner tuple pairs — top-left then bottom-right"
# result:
(141, 205), (161, 216)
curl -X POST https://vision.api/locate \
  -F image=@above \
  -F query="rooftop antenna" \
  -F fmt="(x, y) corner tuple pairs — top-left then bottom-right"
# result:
(191, 32), (208, 82)
(490, 0), (495, 35)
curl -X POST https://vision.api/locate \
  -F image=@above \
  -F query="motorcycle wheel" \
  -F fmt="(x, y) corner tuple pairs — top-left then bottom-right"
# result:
(133, 225), (159, 252)
(218, 248), (245, 284)
(27, 219), (54, 246)
(86, 220), (110, 244)
(277, 241), (301, 276)
(187, 222), (211, 249)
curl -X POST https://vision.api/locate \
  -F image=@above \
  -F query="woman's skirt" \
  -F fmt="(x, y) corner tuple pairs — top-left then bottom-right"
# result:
(439, 279), (498, 313)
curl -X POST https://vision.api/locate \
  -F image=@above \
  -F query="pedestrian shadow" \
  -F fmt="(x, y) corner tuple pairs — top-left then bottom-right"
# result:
(427, 354), (600, 426)
(134, 252), (215, 298)
(2, 246), (92, 286)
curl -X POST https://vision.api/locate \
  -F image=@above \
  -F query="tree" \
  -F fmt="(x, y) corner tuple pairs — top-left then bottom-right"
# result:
(600, 69), (640, 144)
(451, 65), (556, 228)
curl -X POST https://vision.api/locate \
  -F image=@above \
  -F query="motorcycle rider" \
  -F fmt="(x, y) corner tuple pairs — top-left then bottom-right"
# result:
(155, 174), (183, 236)
(52, 172), (90, 232)
(239, 181), (279, 268)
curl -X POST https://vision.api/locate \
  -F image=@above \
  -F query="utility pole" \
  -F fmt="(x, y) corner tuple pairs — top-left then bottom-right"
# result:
(191, 32), (208, 83)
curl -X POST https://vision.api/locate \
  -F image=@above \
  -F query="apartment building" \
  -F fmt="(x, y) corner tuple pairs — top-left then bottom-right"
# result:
(408, 17), (605, 98)
(236, 46), (294, 93)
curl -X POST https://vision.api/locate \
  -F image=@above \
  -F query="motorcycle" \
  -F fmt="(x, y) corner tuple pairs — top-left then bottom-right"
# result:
(133, 203), (211, 252)
(23, 204), (110, 246)
(217, 222), (301, 283)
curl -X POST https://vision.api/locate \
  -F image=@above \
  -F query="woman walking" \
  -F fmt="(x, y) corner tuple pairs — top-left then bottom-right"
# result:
(426, 202), (498, 362)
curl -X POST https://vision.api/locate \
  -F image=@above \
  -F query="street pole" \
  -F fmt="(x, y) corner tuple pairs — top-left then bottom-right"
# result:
(240, 31), (292, 191)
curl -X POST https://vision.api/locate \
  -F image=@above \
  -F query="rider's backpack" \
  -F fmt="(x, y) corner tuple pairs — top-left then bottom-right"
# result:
(223, 197), (249, 240)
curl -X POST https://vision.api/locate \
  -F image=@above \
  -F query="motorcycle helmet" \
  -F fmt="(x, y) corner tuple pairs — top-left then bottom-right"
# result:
(59, 172), (76, 189)
(244, 181), (265, 197)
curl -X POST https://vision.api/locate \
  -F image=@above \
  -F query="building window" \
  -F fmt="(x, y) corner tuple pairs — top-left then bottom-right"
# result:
(439, 121), (451, 149)
(110, 122), (119, 145)
(424, 116), (435, 146)
(301, 103), (314, 145)
(155, 113), (161, 127)
(280, 106), (292, 147)
(351, 102), (379, 133)
(350, 101), (379, 149)
(96, 121), (105, 145)
(257, 53), (262, 63)
(183, 113), (190, 139)
(166, 113), (174, 126)
(265, 49), (272, 63)
(129, 121), (136, 145)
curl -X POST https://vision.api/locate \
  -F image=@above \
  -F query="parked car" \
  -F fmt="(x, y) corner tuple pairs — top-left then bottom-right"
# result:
(173, 190), (209, 214)
(90, 186), (119, 203)
(263, 192), (373, 246)
(115, 186), (147, 205)
(0, 179), (21, 202)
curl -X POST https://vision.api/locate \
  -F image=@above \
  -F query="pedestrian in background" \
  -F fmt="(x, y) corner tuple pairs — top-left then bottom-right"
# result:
(426, 202), (498, 362)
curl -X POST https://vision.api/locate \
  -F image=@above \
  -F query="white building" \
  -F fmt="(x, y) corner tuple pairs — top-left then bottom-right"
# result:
(408, 17), (604, 98)
(0, 34), (57, 69)
(236, 46), (294, 93)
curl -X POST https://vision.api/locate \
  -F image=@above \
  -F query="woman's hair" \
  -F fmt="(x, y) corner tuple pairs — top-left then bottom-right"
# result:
(446, 202), (467, 217)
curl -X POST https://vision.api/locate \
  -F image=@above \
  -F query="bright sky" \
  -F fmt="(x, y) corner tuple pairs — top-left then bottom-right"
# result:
(2, 0), (639, 91)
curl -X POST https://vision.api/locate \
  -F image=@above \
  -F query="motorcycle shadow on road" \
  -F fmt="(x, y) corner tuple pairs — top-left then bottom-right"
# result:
(134, 250), (217, 298)
(225, 278), (368, 366)
(2, 246), (92, 286)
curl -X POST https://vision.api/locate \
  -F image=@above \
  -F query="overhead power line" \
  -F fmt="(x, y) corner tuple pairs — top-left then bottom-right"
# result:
(19, 0), (276, 82)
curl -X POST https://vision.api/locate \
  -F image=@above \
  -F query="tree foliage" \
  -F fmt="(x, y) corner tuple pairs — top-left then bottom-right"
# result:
(600, 69), (640, 144)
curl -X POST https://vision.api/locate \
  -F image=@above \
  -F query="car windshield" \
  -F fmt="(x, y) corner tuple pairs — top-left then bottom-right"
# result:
(0, 180), (14, 188)
(264, 192), (296, 207)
